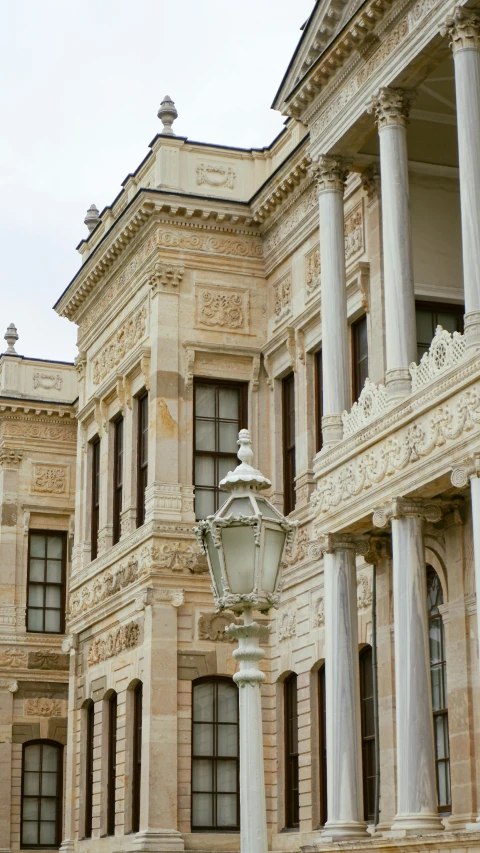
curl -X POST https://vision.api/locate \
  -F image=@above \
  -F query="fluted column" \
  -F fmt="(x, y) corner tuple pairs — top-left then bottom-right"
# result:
(369, 89), (416, 398)
(319, 533), (368, 839)
(442, 9), (480, 348)
(311, 156), (350, 447)
(374, 498), (444, 833)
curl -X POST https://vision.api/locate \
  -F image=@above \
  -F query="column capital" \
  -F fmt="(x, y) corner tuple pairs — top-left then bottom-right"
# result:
(310, 155), (351, 193)
(360, 163), (381, 202)
(368, 87), (416, 130)
(146, 260), (184, 295)
(441, 7), (480, 53)
(364, 535), (391, 563)
(373, 496), (442, 528)
(451, 454), (480, 487)
(318, 532), (370, 555)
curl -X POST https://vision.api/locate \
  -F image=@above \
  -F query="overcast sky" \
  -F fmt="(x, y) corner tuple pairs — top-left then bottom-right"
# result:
(0, 0), (313, 363)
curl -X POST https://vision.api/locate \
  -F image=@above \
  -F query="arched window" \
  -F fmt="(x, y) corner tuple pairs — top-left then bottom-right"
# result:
(132, 682), (143, 833)
(84, 701), (94, 838)
(318, 665), (327, 826)
(107, 692), (118, 836)
(21, 740), (63, 848)
(284, 673), (299, 829)
(192, 677), (239, 831)
(427, 566), (451, 811)
(359, 646), (377, 822)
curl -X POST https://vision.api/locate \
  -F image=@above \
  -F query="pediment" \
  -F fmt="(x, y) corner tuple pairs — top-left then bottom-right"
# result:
(273, 0), (364, 113)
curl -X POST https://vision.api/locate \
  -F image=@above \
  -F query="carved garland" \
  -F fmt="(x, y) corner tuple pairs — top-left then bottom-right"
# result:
(88, 622), (140, 666)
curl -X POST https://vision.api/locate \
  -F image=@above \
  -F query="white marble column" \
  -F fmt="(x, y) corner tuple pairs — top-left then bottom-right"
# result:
(369, 89), (416, 398)
(320, 534), (368, 839)
(374, 498), (444, 833)
(442, 9), (480, 349)
(311, 156), (350, 447)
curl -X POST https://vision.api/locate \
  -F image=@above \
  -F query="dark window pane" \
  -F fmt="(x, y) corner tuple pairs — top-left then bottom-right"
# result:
(137, 394), (148, 527)
(27, 533), (65, 634)
(360, 646), (378, 822)
(315, 349), (323, 453)
(21, 741), (62, 849)
(132, 683), (143, 833)
(283, 374), (296, 515)
(415, 302), (464, 363)
(91, 438), (100, 560)
(352, 316), (369, 401)
(113, 417), (124, 545)
(284, 674), (299, 829)
(427, 566), (451, 812)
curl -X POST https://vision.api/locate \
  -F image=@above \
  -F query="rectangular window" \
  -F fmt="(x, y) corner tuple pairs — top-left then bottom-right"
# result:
(318, 665), (328, 827)
(84, 702), (94, 839)
(132, 683), (143, 833)
(112, 418), (124, 545)
(137, 394), (148, 528)
(21, 741), (63, 849)
(282, 374), (296, 515)
(107, 693), (118, 836)
(194, 381), (247, 520)
(315, 349), (323, 454)
(91, 438), (100, 561)
(360, 646), (378, 822)
(284, 673), (299, 829)
(27, 532), (66, 634)
(352, 315), (368, 402)
(416, 300), (464, 362)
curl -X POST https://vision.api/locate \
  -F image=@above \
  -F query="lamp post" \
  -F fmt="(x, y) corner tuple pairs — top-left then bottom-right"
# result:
(194, 429), (295, 853)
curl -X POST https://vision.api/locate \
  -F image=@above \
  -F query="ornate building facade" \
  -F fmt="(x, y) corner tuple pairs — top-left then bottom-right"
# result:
(2, 1), (480, 851)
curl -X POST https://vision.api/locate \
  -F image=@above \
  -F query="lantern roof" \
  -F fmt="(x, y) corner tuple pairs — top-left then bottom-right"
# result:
(219, 429), (271, 493)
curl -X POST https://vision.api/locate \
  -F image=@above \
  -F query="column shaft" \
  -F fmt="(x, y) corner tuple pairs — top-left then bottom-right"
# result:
(390, 515), (442, 831)
(323, 546), (366, 838)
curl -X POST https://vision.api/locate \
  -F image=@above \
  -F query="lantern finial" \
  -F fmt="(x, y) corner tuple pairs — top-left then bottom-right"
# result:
(219, 429), (271, 492)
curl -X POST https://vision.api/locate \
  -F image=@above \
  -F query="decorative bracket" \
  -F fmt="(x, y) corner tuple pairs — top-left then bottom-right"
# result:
(451, 454), (480, 488)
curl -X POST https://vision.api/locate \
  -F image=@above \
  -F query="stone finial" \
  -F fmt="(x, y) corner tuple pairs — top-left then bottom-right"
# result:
(84, 204), (100, 233)
(4, 323), (18, 354)
(157, 95), (178, 136)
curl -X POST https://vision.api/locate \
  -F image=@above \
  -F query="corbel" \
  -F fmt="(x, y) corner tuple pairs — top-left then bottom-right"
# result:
(185, 348), (195, 388)
(286, 327), (296, 372)
(124, 375), (132, 409)
(251, 355), (261, 392)
(116, 375), (125, 410)
(295, 328), (305, 365)
(141, 353), (151, 392)
(94, 397), (107, 438)
(263, 353), (274, 391)
(23, 509), (30, 536)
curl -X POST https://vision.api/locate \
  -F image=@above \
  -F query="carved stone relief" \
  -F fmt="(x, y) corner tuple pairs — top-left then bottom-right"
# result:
(312, 596), (325, 628)
(0, 648), (27, 668)
(273, 272), (292, 325)
(277, 609), (296, 641)
(28, 651), (69, 671)
(306, 246), (320, 296)
(32, 464), (68, 495)
(265, 185), (318, 256)
(25, 698), (63, 717)
(88, 621), (140, 667)
(357, 573), (373, 610)
(344, 202), (364, 261)
(197, 162), (236, 189)
(92, 304), (147, 385)
(198, 612), (242, 643)
(33, 373), (62, 391)
(2, 421), (76, 443)
(195, 285), (249, 332)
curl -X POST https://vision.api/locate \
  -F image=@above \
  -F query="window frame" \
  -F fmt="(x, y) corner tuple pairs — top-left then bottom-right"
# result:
(90, 437), (101, 561)
(193, 378), (248, 521)
(107, 692), (118, 836)
(415, 299), (464, 363)
(318, 664), (327, 827)
(191, 675), (240, 832)
(20, 739), (63, 850)
(132, 682), (143, 833)
(359, 645), (377, 823)
(315, 349), (323, 454)
(282, 373), (296, 516)
(112, 417), (124, 546)
(26, 530), (67, 635)
(351, 314), (369, 403)
(136, 392), (149, 528)
(284, 672), (299, 830)
(84, 701), (94, 839)
(427, 566), (451, 813)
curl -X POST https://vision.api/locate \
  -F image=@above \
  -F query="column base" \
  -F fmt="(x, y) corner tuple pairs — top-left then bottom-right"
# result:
(386, 812), (444, 835)
(465, 311), (480, 350)
(322, 820), (368, 840)
(321, 414), (343, 448)
(133, 829), (185, 852)
(59, 842), (75, 853)
(385, 367), (411, 400)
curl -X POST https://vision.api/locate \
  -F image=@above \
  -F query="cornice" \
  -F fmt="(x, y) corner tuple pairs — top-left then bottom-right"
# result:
(0, 402), (76, 419)
(252, 154), (312, 226)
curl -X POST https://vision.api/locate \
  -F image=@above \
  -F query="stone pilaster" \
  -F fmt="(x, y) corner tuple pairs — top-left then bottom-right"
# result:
(368, 88), (416, 399)
(59, 635), (78, 853)
(318, 533), (369, 839)
(374, 498), (444, 833)
(310, 156), (350, 447)
(442, 8), (480, 349)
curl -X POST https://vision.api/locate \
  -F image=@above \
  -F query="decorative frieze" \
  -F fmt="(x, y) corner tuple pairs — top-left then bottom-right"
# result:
(28, 651), (69, 671)
(25, 698), (63, 717)
(157, 228), (262, 259)
(69, 542), (155, 617)
(264, 185), (318, 257)
(33, 372), (62, 391)
(32, 464), (68, 495)
(87, 621), (140, 667)
(277, 609), (296, 641)
(198, 612), (241, 643)
(92, 304), (147, 385)
(196, 162), (236, 189)
(0, 648), (27, 668)
(344, 202), (364, 260)
(2, 421), (76, 443)
(273, 272), (292, 325)
(305, 246), (320, 296)
(342, 378), (389, 437)
(195, 285), (249, 332)
(409, 326), (466, 392)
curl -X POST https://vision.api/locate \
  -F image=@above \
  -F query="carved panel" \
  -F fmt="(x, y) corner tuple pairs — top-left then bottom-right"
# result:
(0, 648), (27, 668)
(273, 272), (292, 326)
(88, 622), (140, 667)
(156, 229), (262, 259)
(33, 373), (62, 391)
(92, 304), (147, 385)
(2, 421), (76, 443)
(25, 698), (63, 717)
(410, 327), (466, 391)
(344, 201), (364, 261)
(198, 612), (241, 643)
(312, 595), (325, 628)
(196, 162), (236, 189)
(195, 285), (249, 333)
(27, 651), (69, 671)
(31, 464), (68, 495)
(305, 246), (320, 296)
(357, 573), (372, 610)
(277, 609), (296, 641)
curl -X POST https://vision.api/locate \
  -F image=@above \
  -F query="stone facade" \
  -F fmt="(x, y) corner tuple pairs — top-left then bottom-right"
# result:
(4, 2), (480, 852)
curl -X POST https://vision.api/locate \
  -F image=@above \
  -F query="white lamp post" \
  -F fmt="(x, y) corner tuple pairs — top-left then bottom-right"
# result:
(194, 429), (295, 853)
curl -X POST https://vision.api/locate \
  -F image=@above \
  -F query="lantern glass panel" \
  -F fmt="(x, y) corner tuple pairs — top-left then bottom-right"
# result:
(262, 527), (286, 592)
(255, 498), (283, 519)
(221, 526), (256, 594)
(223, 497), (255, 517)
(205, 530), (224, 596)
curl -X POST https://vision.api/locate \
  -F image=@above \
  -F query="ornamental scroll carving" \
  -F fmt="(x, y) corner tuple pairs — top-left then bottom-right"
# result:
(312, 386), (480, 515)
(277, 609), (296, 641)
(88, 622), (139, 667)
(312, 595), (325, 628)
(32, 465), (67, 494)
(198, 612), (242, 643)
(69, 544), (154, 616)
(342, 378), (389, 437)
(273, 273), (292, 325)
(344, 203), (363, 260)
(3, 422), (75, 443)
(196, 286), (248, 332)
(409, 327), (466, 392)
(25, 699), (63, 717)
(197, 162), (236, 189)
(33, 373), (62, 391)
(157, 229), (262, 259)
(92, 304), (147, 385)
(0, 648), (27, 668)
(306, 247), (320, 296)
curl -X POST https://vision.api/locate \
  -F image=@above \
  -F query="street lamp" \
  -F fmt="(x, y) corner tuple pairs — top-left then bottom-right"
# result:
(194, 429), (296, 853)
